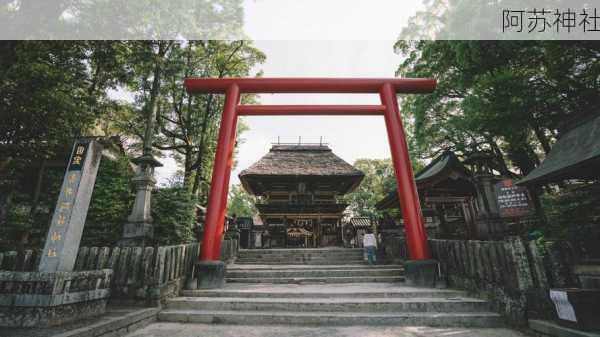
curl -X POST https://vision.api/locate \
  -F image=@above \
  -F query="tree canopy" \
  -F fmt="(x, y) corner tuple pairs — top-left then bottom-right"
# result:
(0, 39), (265, 249)
(395, 40), (600, 177)
(227, 184), (258, 219)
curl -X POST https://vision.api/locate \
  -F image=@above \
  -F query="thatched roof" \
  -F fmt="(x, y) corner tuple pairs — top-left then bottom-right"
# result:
(239, 144), (364, 195)
(239, 144), (364, 177)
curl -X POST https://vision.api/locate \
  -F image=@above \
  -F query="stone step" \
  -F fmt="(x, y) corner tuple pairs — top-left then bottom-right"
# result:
(181, 283), (467, 299)
(182, 289), (466, 299)
(225, 275), (405, 284)
(233, 260), (369, 265)
(239, 248), (364, 254)
(238, 251), (365, 256)
(166, 296), (491, 313)
(238, 252), (365, 257)
(236, 256), (366, 264)
(158, 309), (504, 327)
(236, 256), (365, 260)
(239, 250), (365, 254)
(226, 268), (403, 278)
(237, 250), (365, 259)
(235, 257), (366, 262)
(227, 264), (403, 271)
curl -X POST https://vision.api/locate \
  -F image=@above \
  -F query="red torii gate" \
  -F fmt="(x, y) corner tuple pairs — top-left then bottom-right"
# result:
(184, 77), (436, 287)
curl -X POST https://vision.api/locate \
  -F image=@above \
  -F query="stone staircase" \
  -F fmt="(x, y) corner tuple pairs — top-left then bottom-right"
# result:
(228, 248), (403, 283)
(158, 248), (504, 327)
(234, 247), (367, 265)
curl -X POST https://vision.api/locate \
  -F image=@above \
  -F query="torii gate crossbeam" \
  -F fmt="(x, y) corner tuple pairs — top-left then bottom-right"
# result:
(184, 77), (436, 287)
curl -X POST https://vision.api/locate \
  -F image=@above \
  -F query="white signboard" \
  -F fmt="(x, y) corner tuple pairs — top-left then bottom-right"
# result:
(549, 290), (577, 322)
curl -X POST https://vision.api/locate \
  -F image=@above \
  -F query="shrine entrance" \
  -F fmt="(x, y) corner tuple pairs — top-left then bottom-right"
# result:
(184, 77), (436, 268)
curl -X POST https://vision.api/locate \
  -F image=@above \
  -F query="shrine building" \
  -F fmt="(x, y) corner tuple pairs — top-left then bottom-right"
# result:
(239, 143), (364, 248)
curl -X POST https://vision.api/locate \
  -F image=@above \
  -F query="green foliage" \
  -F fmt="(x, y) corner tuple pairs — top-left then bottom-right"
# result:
(150, 40), (265, 197)
(395, 39), (600, 177)
(227, 184), (257, 218)
(152, 186), (196, 245)
(82, 157), (134, 246)
(541, 183), (600, 258)
(0, 41), (117, 162)
(344, 159), (396, 218)
(0, 39), (265, 248)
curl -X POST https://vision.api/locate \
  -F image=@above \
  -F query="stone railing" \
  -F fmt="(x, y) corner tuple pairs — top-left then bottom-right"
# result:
(0, 234), (240, 305)
(0, 250), (40, 272)
(0, 243), (199, 305)
(429, 237), (578, 326)
(221, 230), (240, 263)
(79, 243), (200, 305)
(380, 232), (409, 262)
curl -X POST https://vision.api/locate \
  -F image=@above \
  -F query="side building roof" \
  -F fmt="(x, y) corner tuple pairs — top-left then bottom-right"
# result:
(518, 112), (600, 186)
(375, 151), (474, 210)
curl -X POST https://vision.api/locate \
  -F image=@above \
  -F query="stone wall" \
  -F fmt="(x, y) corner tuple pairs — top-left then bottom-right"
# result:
(0, 269), (113, 327)
(429, 237), (578, 327)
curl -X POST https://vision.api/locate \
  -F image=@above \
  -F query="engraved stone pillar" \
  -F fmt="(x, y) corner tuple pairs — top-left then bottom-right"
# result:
(39, 139), (103, 272)
(1, 138), (112, 328)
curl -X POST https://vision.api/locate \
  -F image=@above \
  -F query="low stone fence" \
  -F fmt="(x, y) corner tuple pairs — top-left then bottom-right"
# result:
(380, 233), (409, 262)
(0, 235), (240, 306)
(429, 237), (578, 326)
(82, 243), (200, 305)
(0, 243), (199, 305)
(221, 233), (239, 263)
(0, 250), (40, 272)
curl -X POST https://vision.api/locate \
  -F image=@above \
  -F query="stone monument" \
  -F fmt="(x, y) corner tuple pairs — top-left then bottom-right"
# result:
(120, 154), (162, 246)
(0, 138), (112, 327)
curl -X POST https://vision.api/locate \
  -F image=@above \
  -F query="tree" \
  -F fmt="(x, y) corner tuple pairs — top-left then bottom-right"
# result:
(152, 40), (265, 198)
(227, 184), (257, 218)
(1, 0), (245, 40)
(344, 159), (396, 218)
(152, 186), (196, 245)
(82, 157), (134, 246)
(0, 41), (131, 249)
(0, 38), (266, 249)
(395, 39), (600, 177)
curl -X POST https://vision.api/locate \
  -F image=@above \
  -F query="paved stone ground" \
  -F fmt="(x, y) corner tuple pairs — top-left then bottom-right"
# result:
(0, 306), (156, 337)
(125, 323), (530, 337)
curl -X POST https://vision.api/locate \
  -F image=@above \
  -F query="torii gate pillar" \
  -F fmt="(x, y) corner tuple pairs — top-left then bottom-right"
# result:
(184, 78), (437, 288)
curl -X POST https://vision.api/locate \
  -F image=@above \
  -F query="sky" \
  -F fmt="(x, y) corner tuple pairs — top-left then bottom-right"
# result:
(242, 0), (424, 41)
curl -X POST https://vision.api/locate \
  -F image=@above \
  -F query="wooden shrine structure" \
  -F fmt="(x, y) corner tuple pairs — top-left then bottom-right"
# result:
(239, 144), (364, 248)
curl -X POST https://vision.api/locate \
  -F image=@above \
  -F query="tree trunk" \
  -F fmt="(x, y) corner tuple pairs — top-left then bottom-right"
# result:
(533, 124), (552, 155)
(487, 139), (515, 177)
(191, 94), (214, 196)
(143, 43), (164, 155)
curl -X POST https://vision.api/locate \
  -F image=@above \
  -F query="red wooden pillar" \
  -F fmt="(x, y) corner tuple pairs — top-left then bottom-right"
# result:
(199, 84), (240, 261)
(379, 82), (431, 260)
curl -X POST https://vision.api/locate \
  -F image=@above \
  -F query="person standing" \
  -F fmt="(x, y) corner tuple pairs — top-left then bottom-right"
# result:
(363, 228), (377, 265)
